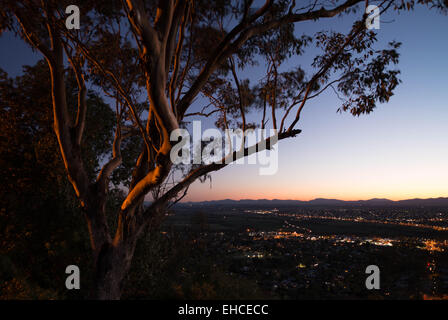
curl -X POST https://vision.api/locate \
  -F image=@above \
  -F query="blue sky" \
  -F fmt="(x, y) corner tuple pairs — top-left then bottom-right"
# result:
(185, 5), (448, 201)
(1, 3), (447, 201)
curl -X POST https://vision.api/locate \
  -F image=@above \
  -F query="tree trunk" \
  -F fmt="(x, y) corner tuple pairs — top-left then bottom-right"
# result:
(92, 241), (135, 300)
(88, 198), (166, 299)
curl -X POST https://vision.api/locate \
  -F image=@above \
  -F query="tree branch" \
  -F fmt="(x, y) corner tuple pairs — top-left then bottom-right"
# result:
(145, 128), (302, 220)
(176, 0), (363, 119)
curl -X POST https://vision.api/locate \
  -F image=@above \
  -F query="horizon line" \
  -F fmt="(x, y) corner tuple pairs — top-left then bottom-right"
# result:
(176, 196), (448, 203)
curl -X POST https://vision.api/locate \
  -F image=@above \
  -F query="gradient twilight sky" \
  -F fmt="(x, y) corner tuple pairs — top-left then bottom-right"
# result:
(1, 4), (447, 202)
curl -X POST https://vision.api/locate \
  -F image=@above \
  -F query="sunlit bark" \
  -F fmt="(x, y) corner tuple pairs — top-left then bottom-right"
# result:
(4, 0), (402, 299)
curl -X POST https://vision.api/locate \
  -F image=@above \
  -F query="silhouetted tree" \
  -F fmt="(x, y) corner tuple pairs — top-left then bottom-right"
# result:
(0, 61), (120, 298)
(0, 0), (446, 299)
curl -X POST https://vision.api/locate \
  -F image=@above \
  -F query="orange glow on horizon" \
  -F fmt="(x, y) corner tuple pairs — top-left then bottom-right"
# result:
(183, 190), (448, 202)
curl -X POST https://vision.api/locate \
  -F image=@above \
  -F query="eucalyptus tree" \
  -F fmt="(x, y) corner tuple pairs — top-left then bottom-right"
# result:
(1, 0), (445, 299)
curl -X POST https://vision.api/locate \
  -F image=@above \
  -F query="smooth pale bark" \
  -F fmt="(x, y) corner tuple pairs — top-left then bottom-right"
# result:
(8, 0), (371, 299)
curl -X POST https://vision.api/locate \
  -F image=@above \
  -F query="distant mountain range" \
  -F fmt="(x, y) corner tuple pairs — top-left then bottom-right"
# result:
(176, 197), (448, 208)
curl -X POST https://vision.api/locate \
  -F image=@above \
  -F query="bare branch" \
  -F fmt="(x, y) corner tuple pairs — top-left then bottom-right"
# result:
(63, 42), (87, 146)
(176, 0), (364, 119)
(97, 125), (123, 192)
(146, 128), (303, 217)
(229, 57), (246, 132)
(169, 1), (190, 116)
(176, 0), (273, 118)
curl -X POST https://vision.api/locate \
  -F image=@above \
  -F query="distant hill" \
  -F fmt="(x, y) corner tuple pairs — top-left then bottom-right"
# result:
(175, 197), (448, 208)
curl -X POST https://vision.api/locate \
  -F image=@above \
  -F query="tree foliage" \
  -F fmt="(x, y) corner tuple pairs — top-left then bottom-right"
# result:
(0, 61), (121, 298)
(0, 0), (446, 299)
